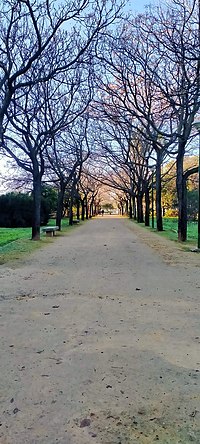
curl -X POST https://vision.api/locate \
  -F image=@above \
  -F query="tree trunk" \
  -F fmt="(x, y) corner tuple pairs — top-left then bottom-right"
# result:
(89, 198), (94, 218)
(145, 186), (150, 226)
(126, 199), (129, 215)
(133, 197), (137, 220)
(76, 199), (80, 220)
(32, 174), (42, 240)
(69, 188), (75, 226)
(81, 199), (85, 221)
(56, 181), (65, 231)
(85, 198), (89, 219)
(137, 193), (144, 223)
(129, 197), (133, 219)
(156, 150), (163, 231)
(176, 149), (187, 241)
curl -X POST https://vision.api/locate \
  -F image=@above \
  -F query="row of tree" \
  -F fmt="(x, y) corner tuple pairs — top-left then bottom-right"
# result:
(0, 0), (124, 238)
(0, 0), (200, 242)
(91, 0), (200, 240)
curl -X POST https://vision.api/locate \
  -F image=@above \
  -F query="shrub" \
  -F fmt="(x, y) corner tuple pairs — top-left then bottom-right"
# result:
(41, 185), (58, 217)
(164, 208), (178, 218)
(187, 189), (198, 221)
(0, 192), (51, 227)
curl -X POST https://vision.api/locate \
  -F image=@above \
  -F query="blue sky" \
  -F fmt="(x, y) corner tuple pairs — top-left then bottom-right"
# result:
(125, 0), (156, 13)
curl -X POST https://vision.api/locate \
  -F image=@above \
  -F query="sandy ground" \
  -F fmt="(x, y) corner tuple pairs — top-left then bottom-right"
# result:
(0, 216), (200, 444)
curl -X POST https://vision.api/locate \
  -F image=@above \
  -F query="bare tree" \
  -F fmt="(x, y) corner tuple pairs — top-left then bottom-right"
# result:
(95, 0), (200, 238)
(79, 166), (102, 219)
(95, 22), (176, 230)
(123, 0), (200, 239)
(0, 0), (124, 238)
(153, 0), (200, 241)
(0, 0), (124, 139)
(45, 114), (91, 229)
(2, 65), (91, 238)
(90, 94), (154, 223)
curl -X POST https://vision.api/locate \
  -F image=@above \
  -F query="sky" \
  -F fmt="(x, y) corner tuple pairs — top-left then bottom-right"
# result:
(126, 0), (156, 14)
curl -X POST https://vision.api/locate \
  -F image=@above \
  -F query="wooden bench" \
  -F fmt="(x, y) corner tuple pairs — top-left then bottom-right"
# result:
(41, 226), (59, 237)
(72, 219), (80, 224)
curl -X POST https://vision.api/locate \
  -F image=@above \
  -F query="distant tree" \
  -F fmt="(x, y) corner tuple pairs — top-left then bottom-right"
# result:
(45, 115), (91, 228)
(102, 202), (114, 212)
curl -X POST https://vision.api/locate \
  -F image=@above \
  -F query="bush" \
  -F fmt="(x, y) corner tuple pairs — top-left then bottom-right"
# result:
(164, 208), (178, 218)
(41, 185), (58, 217)
(187, 189), (198, 221)
(0, 192), (51, 227)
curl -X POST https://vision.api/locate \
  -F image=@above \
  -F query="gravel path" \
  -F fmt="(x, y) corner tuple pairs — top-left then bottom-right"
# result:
(0, 216), (200, 443)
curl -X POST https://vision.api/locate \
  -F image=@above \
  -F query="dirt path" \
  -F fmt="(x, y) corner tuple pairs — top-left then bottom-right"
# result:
(0, 216), (200, 444)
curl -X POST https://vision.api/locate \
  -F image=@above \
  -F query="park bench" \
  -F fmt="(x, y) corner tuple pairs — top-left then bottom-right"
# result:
(72, 219), (80, 224)
(41, 226), (59, 237)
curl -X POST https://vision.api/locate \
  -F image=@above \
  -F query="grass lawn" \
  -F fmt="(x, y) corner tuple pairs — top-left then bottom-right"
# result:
(0, 218), (73, 264)
(0, 227), (32, 247)
(148, 217), (198, 245)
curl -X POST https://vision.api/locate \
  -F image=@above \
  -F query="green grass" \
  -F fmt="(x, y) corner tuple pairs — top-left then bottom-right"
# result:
(163, 217), (198, 241)
(0, 227), (32, 247)
(147, 217), (198, 245)
(0, 218), (73, 264)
